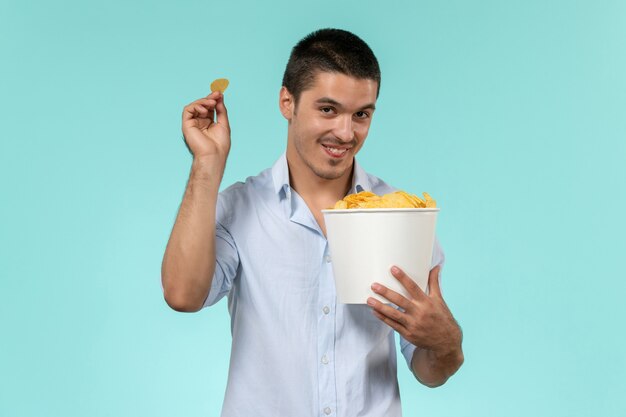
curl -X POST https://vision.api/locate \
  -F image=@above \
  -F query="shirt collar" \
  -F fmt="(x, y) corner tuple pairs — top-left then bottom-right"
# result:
(350, 156), (371, 194)
(271, 151), (371, 198)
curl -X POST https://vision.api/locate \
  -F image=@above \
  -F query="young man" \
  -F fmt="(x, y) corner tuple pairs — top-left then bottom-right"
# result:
(161, 28), (463, 417)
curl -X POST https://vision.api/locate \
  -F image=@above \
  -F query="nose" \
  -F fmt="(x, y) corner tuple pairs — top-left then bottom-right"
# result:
(333, 114), (354, 143)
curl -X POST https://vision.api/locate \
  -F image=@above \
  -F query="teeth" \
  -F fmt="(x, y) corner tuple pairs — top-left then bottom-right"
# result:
(324, 145), (348, 155)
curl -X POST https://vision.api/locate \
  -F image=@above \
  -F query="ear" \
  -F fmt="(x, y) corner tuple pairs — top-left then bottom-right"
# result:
(279, 86), (295, 120)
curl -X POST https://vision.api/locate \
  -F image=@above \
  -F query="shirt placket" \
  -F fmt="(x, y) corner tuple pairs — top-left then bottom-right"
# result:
(317, 240), (337, 416)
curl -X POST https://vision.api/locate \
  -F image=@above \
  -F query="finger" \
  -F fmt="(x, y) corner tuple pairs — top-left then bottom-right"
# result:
(390, 266), (426, 301)
(192, 98), (218, 110)
(371, 309), (407, 334)
(183, 100), (217, 122)
(191, 104), (209, 117)
(215, 94), (230, 131)
(184, 105), (214, 124)
(370, 282), (412, 311)
(184, 96), (218, 110)
(205, 90), (222, 99)
(367, 297), (409, 326)
(427, 265), (443, 298)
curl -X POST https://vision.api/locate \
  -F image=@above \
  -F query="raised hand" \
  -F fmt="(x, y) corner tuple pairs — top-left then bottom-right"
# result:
(181, 91), (231, 161)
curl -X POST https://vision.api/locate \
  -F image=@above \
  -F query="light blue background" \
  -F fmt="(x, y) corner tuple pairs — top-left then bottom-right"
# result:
(1, 1), (625, 416)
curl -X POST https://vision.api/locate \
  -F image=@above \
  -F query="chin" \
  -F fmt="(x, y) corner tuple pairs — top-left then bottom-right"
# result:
(312, 161), (350, 180)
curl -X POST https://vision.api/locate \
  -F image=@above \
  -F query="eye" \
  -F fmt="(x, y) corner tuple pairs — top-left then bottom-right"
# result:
(355, 111), (370, 119)
(320, 107), (335, 115)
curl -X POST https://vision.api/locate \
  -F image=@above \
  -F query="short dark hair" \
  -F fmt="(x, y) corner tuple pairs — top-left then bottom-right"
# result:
(281, 28), (381, 105)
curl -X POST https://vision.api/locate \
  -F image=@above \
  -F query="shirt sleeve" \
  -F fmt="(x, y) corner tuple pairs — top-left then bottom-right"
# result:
(201, 194), (240, 308)
(399, 235), (445, 369)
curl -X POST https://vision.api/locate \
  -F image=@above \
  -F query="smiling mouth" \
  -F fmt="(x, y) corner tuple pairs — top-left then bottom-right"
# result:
(321, 144), (350, 158)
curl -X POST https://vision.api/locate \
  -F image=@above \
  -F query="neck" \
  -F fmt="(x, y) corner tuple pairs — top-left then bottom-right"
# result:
(286, 151), (353, 204)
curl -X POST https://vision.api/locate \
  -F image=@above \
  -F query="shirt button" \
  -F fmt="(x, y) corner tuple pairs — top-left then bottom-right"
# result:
(321, 355), (329, 365)
(324, 255), (331, 263)
(324, 407), (332, 415)
(323, 306), (330, 314)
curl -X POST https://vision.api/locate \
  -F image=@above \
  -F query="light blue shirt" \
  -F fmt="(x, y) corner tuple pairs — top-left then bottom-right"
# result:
(204, 152), (445, 417)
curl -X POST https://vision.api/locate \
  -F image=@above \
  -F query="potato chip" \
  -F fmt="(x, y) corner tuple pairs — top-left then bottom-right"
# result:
(381, 192), (414, 208)
(210, 78), (229, 93)
(345, 191), (375, 202)
(407, 193), (426, 208)
(330, 190), (437, 209)
(333, 200), (348, 209)
(423, 192), (437, 208)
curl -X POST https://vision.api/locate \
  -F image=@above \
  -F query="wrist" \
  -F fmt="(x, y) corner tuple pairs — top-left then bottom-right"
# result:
(191, 155), (226, 181)
(433, 324), (464, 362)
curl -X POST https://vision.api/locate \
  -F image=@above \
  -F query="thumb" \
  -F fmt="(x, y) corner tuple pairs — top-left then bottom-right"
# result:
(215, 94), (230, 131)
(427, 265), (443, 298)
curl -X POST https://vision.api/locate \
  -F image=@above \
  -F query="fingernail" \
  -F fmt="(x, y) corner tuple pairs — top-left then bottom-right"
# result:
(371, 283), (381, 291)
(391, 266), (399, 273)
(367, 297), (376, 306)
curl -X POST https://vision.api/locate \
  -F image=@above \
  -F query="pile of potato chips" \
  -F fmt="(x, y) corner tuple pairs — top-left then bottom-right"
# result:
(331, 191), (436, 209)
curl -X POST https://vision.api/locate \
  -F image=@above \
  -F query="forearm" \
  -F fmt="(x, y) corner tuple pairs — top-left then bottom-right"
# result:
(161, 157), (225, 312)
(411, 326), (464, 388)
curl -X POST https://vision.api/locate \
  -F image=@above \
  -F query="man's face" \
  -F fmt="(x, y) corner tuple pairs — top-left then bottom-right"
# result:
(283, 72), (378, 181)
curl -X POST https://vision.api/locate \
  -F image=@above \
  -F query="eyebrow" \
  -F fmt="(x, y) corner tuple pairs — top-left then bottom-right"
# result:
(315, 97), (376, 111)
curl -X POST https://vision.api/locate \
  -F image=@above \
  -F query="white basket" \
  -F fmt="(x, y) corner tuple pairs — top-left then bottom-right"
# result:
(321, 208), (439, 304)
